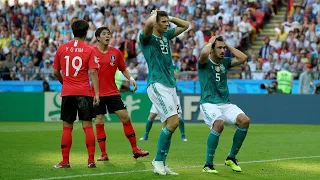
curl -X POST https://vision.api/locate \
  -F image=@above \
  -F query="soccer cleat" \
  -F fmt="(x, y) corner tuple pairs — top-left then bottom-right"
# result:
(88, 162), (96, 168)
(53, 162), (70, 168)
(225, 157), (242, 172)
(181, 135), (187, 142)
(133, 148), (149, 159)
(202, 164), (218, 174)
(97, 154), (109, 161)
(139, 136), (148, 141)
(164, 165), (179, 175)
(152, 160), (166, 175)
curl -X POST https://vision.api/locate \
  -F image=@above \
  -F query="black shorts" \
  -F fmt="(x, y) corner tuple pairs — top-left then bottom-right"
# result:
(61, 96), (93, 123)
(94, 95), (126, 116)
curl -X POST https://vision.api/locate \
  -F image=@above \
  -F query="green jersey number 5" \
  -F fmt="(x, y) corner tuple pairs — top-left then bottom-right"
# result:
(216, 73), (220, 82)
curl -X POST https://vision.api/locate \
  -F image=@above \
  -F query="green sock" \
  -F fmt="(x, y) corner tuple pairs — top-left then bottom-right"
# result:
(206, 130), (220, 165)
(155, 127), (173, 161)
(179, 117), (186, 138)
(163, 139), (171, 166)
(228, 126), (248, 159)
(144, 118), (153, 137)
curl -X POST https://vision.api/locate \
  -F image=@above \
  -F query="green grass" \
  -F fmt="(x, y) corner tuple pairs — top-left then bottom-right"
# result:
(0, 122), (320, 180)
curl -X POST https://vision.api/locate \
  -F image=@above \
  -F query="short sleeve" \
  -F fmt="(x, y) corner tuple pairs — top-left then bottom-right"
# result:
(139, 30), (151, 46)
(53, 47), (61, 70)
(88, 48), (99, 70)
(225, 57), (233, 69)
(117, 50), (127, 71)
(166, 28), (176, 40)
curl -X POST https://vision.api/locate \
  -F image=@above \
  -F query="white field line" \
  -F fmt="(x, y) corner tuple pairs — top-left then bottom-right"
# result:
(30, 155), (320, 180)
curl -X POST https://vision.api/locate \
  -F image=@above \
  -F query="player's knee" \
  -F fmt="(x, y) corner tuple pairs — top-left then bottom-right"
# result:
(166, 116), (179, 130)
(167, 121), (179, 130)
(237, 114), (250, 127)
(212, 120), (224, 133)
(95, 115), (104, 124)
(149, 113), (157, 120)
(120, 115), (131, 123)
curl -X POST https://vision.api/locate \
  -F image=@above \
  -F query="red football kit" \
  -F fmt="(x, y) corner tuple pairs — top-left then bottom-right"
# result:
(93, 46), (126, 96)
(53, 40), (99, 96)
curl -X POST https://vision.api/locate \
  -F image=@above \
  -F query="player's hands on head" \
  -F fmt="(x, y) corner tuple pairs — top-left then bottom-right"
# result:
(93, 95), (100, 106)
(209, 35), (219, 44)
(150, 9), (157, 16)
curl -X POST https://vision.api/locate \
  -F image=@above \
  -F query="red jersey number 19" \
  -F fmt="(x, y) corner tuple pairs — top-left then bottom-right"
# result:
(65, 56), (82, 76)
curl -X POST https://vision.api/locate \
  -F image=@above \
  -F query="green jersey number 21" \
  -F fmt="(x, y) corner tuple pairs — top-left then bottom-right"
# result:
(160, 44), (169, 54)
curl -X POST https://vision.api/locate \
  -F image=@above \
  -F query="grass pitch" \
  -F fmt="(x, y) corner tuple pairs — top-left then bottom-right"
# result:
(0, 122), (319, 180)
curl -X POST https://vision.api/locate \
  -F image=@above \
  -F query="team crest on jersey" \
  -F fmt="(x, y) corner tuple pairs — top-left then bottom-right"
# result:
(220, 64), (226, 73)
(110, 55), (116, 66)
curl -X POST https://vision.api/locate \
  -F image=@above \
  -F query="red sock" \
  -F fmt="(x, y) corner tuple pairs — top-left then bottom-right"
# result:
(95, 124), (107, 155)
(83, 126), (95, 163)
(122, 121), (138, 151)
(61, 127), (73, 164)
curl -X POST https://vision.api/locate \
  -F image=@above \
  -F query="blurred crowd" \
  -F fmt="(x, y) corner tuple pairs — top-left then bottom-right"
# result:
(0, 0), (319, 82)
(244, 0), (320, 81)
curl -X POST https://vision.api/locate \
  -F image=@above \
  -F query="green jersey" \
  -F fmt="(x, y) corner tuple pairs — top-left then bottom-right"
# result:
(198, 57), (232, 104)
(139, 28), (176, 88)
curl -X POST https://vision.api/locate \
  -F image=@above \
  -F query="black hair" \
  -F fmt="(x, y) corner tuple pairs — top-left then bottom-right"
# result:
(156, 11), (169, 22)
(71, 20), (89, 38)
(94, 26), (111, 42)
(212, 36), (224, 49)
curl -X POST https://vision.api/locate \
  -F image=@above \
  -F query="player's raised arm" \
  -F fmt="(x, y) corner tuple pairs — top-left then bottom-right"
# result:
(227, 44), (248, 67)
(199, 36), (217, 64)
(143, 10), (157, 39)
(169, 16), (190, 38)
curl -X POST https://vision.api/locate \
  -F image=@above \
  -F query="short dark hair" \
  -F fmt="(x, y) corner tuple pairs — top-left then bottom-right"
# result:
(95, 26), (111, 42)
(212, 36), (224, 49)
(71, 20), (89, 38)
(156, 11), (168, 22)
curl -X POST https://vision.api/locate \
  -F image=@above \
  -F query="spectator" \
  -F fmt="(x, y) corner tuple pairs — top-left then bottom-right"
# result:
(40, 59), (54, 81)
(127, 62), (138, 80)
(0, 61), (11, 80)
(299, 63), (315, 94)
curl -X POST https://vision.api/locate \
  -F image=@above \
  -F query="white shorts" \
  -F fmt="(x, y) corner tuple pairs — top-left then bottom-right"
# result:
(149, 95), (182, 121)
(147, 83), (180, 122)
(200, 103), (244, 129)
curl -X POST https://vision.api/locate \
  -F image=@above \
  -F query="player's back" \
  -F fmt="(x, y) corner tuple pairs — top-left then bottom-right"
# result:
(54, 40), (96, 96)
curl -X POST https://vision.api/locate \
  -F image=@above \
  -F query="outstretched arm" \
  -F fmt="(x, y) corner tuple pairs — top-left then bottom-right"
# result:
(227, 45), (248, 67)
(169, 16), (190, 38)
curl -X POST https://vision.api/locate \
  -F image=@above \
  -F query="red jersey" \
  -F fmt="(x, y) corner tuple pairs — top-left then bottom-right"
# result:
(93, 46), (126, 96)
(53, 40), (99, 96)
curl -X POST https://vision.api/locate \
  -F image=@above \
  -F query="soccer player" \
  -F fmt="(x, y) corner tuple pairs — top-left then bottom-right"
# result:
(93, 26), (149, 161)
(140, 10), (189, 175)
(139, 102), (187, 141)
(53, 20), (100, 168)
(140, 61), (187, 141)
(198, 35), (250, 174)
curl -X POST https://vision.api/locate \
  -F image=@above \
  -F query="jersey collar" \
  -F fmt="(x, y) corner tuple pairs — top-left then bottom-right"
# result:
(208, 57), (219, 65)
